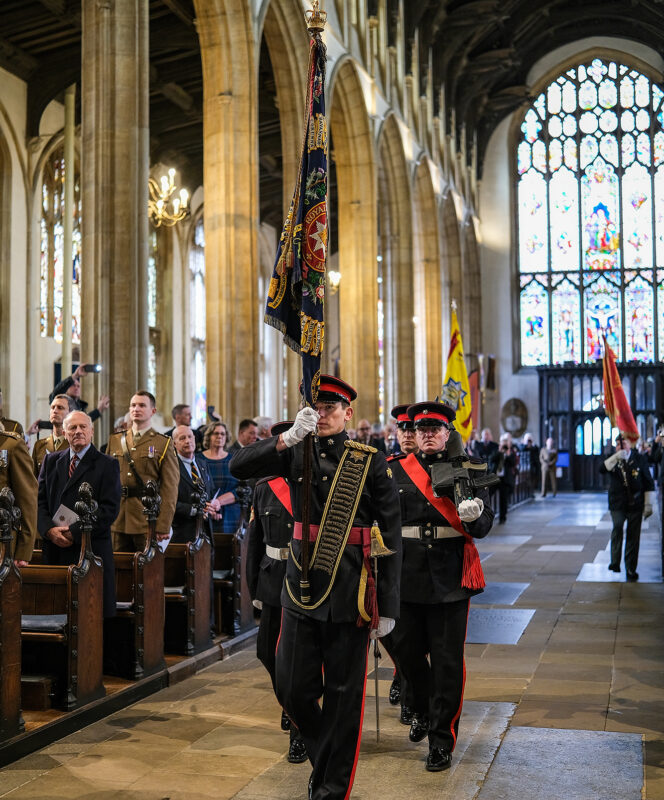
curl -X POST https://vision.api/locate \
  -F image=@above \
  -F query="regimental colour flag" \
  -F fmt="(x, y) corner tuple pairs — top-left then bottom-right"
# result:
(441, 307), (473, 443)
(602, 336), (639, 441)
(264, 32), (327, 406)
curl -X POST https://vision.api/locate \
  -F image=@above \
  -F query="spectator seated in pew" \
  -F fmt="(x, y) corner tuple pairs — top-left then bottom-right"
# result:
(37, 411), (121, 618)
(21, 482), (105, 711)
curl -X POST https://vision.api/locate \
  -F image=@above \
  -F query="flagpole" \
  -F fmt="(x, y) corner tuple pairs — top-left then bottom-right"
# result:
(299, 0), (327, 604)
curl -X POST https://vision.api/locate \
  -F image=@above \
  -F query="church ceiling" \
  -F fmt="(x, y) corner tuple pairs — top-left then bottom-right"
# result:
(403, 0), (664, 174)
(1, 0), (663, 200)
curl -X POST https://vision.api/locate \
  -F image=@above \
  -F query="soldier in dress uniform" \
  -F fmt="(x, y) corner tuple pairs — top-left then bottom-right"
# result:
(246, 420), (307, 765)
(383, 404), (418, 716)
(232, 376), (402, 800)
(32, 395), (71, 476)
(0, 421), (37, 564)
(389, 402), (494, 772)
(599, 434), (654, 581)
(107, 391), (179, 551)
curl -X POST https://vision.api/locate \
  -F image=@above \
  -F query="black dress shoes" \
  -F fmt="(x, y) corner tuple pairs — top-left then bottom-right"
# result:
(409, 713), (429, 742)
(426, 747), (452, 772)
(608, 563), (620, 572)
(400, 706), (414, 725)
(287, 736), (308, 764)
(626, 571), (639, 582)
(280, 710), (291, 731)
(389, 676), (401, 705)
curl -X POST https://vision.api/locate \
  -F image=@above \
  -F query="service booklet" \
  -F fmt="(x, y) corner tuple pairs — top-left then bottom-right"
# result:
(52, 504), (79, 527)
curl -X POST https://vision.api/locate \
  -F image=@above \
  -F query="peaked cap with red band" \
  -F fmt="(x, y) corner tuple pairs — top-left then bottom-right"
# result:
(407, 401), (456, 427)
(391, 403), (415, 430)
(270, 420), (293, 437)
(316, 374), (357, 404)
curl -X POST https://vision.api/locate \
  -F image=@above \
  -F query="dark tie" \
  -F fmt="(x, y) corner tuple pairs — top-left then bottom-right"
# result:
(191, 461), (201, 484)
(69, 454), (79, 478)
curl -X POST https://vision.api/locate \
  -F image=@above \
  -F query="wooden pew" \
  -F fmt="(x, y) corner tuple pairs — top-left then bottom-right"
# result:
(212, 532), (234, 635)
(0, 488), (23, 739)
(104, 481), (165, 680)
(20, 484), (105, 712)
(164, 531), (212, 655)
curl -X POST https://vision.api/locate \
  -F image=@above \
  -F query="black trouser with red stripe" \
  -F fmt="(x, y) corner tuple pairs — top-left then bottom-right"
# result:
(276, 608), (370, 800)
(390, 598), (470, 752)
(257, 602), (303, 745)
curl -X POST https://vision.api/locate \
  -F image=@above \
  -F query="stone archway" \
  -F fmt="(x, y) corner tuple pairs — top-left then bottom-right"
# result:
(413, 158), (443, 400)
(378, 114), (415, 413)
(328, 58), (378, 421)
(194, 0), (258, 428)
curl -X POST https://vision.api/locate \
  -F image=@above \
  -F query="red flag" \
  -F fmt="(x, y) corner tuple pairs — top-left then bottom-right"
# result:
(602, 336), (638, 440)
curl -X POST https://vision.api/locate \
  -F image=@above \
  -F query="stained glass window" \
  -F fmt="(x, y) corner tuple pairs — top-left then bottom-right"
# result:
(517, 57), (664, 365)
(147, 230), (159, 398)
(40, 146), (81, 343)
(189, 219), (206, 427)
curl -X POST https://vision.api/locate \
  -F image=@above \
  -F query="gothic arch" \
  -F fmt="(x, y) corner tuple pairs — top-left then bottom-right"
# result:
(413, 157), (443, 400)
(378, 113), (414, 413)
(260, 0), (309, 215)
(194, 0), (258, 428)
(328, 57), (378, 420)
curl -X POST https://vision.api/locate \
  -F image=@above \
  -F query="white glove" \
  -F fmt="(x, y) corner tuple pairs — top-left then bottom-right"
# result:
(604, 453), (619, 470)
(252, 599), (263, 610)
(643, 491), (655, 519)
(617, 448), (630, 460)
(458, 497), (484, 522)
(281, 407), (320, 448)
(370, 617), (395, 639)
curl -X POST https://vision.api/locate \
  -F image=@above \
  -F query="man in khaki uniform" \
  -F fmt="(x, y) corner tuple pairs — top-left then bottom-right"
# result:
(108, 391), (179, 551)
(0, 425), (37, 563)
(31, 395), (71, 476)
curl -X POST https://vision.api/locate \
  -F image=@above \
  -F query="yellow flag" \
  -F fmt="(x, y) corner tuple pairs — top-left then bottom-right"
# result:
(441, 309), (472, 443)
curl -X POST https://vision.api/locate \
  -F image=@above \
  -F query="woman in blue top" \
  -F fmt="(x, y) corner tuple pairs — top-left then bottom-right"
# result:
(199, 422), (241, 533)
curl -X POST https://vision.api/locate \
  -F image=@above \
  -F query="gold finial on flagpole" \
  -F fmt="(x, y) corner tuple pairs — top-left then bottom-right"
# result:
(305, 0), (327, 34)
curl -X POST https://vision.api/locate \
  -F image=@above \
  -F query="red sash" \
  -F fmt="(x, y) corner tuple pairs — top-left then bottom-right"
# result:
(400, 453), (485, 590)
(268, 477), (293, 517)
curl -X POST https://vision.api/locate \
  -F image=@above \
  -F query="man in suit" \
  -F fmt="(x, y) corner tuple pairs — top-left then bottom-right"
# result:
(0, 422), (37, 564)
(228, 419), (258, 453)
(31, 395), (71, 476)
(107, 391), (179, 551)
(472, 428), (498, 462)
(37, 411), (121, 617)
(171, 425), (219, 543)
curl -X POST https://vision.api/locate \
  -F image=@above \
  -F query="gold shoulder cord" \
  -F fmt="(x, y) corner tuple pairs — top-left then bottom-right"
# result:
(287, 440), (374, 611)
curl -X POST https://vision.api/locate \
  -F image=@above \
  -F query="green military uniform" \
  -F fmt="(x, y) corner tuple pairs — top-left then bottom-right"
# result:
(107, 427), (179, 550)
(32, 434), (68, 477)
(0, 417), (24, 438)
(0, 429), (37, 561)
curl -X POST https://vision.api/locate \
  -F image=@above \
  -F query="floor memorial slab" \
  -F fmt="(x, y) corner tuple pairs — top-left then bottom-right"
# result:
(230, 700), (516, 800)
(477, 726), (643, 800)
(471, 582), (530, 606)
(466, 608), (536, 645)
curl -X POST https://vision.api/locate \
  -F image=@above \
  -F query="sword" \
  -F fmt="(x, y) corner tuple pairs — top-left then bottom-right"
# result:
(369, 522), (395, 743)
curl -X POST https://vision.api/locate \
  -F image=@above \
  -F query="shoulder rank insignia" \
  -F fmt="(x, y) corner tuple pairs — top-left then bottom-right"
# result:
(345, 440), (378, 455)
(386, 467), (393, 479)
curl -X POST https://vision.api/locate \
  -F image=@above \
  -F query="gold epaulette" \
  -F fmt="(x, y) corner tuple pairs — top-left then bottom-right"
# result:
(345, 440), (377, 454)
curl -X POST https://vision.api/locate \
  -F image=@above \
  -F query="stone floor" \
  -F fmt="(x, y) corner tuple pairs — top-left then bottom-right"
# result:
(1, 492), (662, 800)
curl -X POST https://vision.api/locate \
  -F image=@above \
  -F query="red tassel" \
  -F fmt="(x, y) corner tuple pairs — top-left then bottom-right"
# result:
(461, 534), (485, 590)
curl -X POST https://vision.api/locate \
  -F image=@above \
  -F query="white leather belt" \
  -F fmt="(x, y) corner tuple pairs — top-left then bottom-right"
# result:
(402, 525), (462, 540)
(266, 544), (290, 560)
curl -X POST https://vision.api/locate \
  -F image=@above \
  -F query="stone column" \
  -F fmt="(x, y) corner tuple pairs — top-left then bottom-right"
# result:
(195, 0), (258, 431)
(81, 0), (150, 434)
